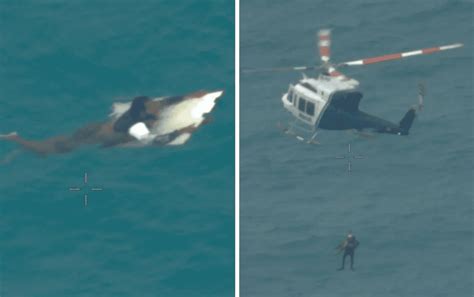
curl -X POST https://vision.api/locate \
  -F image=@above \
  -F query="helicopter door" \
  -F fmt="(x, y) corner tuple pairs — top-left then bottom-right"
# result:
(295, 96), (316, 124)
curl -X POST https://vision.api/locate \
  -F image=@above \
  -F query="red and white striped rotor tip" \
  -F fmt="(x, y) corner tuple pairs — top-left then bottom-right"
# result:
(340, 43), (463, 67)
(318, 29), (331, 63)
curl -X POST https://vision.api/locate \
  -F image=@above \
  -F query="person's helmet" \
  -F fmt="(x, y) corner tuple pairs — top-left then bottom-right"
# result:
(347, 234), (353, 238)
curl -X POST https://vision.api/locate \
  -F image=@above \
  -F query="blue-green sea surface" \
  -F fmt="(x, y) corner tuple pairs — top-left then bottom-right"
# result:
(0, 1), (234, 296)
(241, 0), (472, 296)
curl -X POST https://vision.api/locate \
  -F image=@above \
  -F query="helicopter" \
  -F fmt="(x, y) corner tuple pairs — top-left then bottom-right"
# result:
(244, 29), (463, 143)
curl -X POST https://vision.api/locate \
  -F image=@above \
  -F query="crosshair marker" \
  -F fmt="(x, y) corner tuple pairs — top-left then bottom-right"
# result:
(68, 172), (104, 207)
(336, 144), (365, 173)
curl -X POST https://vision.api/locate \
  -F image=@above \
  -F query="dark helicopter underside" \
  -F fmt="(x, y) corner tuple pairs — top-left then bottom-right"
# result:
(318, 107), (416, 135)
(317, 91), (417, 135)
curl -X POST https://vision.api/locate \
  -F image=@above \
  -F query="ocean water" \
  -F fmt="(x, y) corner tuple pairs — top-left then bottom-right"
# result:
(241, 0), (473, 296)
(0, 1), (234, 297)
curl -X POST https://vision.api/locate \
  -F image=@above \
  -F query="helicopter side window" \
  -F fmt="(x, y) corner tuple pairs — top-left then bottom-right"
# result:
(306, 102), (315, 116)
(298, 98), (306, 112)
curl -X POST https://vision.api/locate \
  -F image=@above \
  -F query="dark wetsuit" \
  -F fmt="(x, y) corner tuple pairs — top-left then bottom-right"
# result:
(340, 237), (359, 270)
(113, 96), (156, 133)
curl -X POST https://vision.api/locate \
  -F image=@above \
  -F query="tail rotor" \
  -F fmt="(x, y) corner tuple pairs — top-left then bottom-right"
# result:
(417, 83), (425, 111)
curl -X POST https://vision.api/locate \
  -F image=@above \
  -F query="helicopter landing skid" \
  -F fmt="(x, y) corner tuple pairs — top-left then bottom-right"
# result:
(277, 122), (320, 145)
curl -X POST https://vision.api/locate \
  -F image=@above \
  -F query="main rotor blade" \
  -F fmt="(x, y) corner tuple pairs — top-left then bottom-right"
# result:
(339, 43), (463, 67)
(318, 29), (331, 63)
(241, 65), (321, 73)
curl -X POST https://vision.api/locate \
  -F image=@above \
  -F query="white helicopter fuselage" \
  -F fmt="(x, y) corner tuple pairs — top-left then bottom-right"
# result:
(255, 28), (461, 140)
(282, 74), (359, 128)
